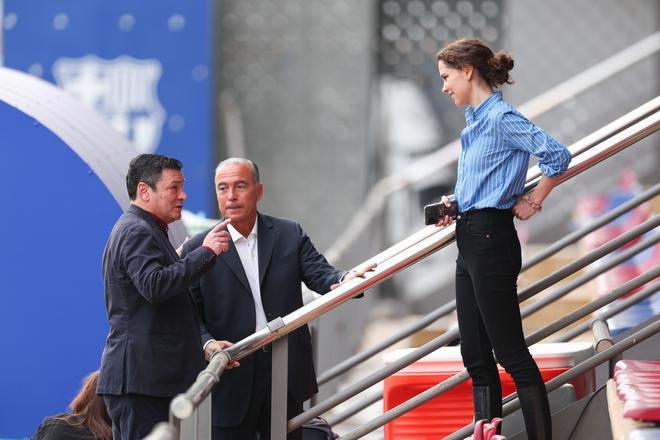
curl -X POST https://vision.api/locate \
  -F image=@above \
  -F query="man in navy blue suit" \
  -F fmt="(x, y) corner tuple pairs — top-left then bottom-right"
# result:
(98, 154), (232, 439)
(182, 158), (374, 440)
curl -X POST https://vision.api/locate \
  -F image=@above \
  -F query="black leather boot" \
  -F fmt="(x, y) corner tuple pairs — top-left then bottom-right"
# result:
(517, 384), (552, 440)
(472, 385), (503, 422)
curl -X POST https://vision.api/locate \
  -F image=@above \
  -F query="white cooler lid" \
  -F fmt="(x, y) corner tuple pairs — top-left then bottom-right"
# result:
(383, 342), (593, 373)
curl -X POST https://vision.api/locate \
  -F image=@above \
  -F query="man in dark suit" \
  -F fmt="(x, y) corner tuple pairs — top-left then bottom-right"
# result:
(182, 158), (374, 440)
(98, 154), (232, 439)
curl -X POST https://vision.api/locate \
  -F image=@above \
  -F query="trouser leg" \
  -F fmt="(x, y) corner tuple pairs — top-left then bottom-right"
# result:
(456, 210), (550, 438)
(456, 251), (502, 422)
(102, 393), (170, 440)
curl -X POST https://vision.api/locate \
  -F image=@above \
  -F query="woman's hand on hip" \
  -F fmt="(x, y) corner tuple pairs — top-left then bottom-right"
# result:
(512, 195), (539, 220)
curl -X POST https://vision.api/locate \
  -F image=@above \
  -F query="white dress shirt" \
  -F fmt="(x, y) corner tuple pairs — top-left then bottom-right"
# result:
(227, 221), (268, 332)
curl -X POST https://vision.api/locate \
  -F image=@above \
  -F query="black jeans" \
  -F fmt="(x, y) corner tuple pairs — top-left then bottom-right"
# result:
(455, 209), (544, 393)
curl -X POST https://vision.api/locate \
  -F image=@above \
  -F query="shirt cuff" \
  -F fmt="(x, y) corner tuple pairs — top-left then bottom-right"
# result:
(203, 339), (216, 351)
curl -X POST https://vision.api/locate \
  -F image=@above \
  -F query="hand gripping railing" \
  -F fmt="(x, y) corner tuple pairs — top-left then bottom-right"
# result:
(147, 98), (659, 439)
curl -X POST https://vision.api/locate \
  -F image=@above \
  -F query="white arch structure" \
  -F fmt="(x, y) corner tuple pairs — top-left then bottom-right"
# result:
(0, 66), (187, 242)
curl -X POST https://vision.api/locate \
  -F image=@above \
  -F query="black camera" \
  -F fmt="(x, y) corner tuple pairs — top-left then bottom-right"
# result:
(424, 200), (458, 225)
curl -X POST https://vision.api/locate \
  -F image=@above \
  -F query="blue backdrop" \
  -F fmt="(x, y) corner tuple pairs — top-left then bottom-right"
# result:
(3, 0), (215, 215)
(1, 1), (214, 437)
(0, 101), (122, 437)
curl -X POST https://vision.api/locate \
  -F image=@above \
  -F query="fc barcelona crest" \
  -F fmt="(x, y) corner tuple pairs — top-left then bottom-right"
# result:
(53, 55), (165, 153)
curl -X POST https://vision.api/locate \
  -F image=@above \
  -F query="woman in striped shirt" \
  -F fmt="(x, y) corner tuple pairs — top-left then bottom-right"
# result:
(434, 38), (571, 440)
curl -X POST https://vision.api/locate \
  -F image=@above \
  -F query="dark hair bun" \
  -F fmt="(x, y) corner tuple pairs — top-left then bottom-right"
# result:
(488, 50), (514, 87)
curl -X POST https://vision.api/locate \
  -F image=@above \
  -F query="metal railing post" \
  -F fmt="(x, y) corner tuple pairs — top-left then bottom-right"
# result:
(271, 336), (289, 440)
(197, 394), (212, 440)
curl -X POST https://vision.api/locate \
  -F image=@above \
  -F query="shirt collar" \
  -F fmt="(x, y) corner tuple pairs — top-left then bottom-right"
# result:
(131, 204), (168, 233)
(465, 91), (502, 123)
(227, 220), (258, 242)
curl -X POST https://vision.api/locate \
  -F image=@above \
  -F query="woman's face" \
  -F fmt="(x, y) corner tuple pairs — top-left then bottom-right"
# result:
(438, 60), (471, 107)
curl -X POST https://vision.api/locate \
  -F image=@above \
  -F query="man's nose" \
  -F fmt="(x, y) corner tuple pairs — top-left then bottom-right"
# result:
(180, 190), (187, 201)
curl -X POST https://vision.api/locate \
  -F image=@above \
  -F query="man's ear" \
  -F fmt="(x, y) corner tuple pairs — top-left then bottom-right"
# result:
(137, 182), (151, 202)
(256, 183), (264, 202)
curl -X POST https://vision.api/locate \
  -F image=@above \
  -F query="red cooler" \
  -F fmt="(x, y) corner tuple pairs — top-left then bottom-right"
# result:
(383, 343), (594, 439)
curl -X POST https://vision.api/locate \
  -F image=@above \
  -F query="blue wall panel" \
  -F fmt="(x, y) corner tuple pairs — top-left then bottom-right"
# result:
(3, 0), (215, 215)
(0, 101), (121, 437)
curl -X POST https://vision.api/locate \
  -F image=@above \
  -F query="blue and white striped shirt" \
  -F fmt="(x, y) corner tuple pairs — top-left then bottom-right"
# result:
(455, 92), (571, 212)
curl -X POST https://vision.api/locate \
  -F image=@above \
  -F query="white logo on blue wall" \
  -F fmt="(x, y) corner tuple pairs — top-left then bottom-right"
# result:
(53, 55), (165, 153)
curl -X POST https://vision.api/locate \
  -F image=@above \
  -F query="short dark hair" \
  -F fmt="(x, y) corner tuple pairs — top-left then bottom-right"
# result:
(126, 154), (183, 200)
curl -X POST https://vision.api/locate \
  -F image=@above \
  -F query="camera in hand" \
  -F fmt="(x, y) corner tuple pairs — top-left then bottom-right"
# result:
(424, 200), (458, 225)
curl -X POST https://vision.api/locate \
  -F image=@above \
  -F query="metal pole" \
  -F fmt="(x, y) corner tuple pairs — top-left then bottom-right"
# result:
(325, 32), (660, 264)
(521, 182), (660, 271)
(317, 300), (456, 385)
(319, 186), (659, 386)
(520, 231), (660, 317)
(517, 215), (660, 304)
(558, 282), (660, 342)
(150, 108), (659, 439)
(526, 273), (659, 344)
(444, 318), (660, 440)
(338, 272), (659, 439)
(271, 337), (289, 439)
(170, 351), (230, 419)
(325, 389), (382, 426)
(591, 320), (614, 353)
(291, 216), (660, 429)
(144, 422), (178, 440)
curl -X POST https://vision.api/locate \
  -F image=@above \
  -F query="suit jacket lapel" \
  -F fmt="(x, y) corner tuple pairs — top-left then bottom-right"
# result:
(219, 229), (252, 293)
(258, 214), (276, 286)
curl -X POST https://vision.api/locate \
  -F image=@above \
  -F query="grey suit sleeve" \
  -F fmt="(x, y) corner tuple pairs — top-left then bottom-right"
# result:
(122, 228), (216, 303)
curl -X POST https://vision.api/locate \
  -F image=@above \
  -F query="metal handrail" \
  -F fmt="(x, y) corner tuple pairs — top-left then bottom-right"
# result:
(558, 278), (660, 342)
(317, 181), (660, 386)
(591, 319), (614, 353)
(306, 95), (659, 312)
(159, 104), (659, 436)
(340, 273), (660, 440)
(519, 232), (660, 317)
(324, 31), (660, 264)
(444, 314), (660, 440)
(325, 93), (660, 275)
(521, 180), (660, 271)
(290, 215), (660, 431)
(324, 227), (660, 426)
